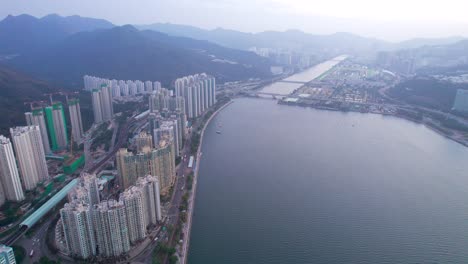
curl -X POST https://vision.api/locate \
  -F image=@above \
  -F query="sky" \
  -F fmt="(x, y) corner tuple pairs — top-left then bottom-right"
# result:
(2, 0), (468, 41)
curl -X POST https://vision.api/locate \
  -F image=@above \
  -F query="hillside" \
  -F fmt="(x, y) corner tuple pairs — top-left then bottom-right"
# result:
(138, 23), (390, 57)
(0, 14), (114, 55)
(388, 77), (468, 111)
(0, 65), (58, 135)
(8, 25), (272, 87)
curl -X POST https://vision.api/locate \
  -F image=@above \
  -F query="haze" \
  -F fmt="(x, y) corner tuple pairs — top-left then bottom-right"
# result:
(2, 0), (468, 41)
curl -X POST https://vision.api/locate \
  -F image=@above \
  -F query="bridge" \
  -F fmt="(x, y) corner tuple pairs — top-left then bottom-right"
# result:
(3, 179), (79, 246)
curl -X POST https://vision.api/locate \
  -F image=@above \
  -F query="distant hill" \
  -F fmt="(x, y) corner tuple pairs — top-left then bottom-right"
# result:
(389, 77), (468, 111)
(7, 25), (272, 87)
(137, 23), (466, 58)
(138, 23), (390, 57)
(0, 65), (58, 135)
(377, 39), (468, 74)
(0, 14), (114, 55)
(396, 36), (465, 50)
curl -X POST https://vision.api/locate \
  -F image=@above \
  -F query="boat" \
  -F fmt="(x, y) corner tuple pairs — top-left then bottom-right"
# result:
(216, 131), (222, 134)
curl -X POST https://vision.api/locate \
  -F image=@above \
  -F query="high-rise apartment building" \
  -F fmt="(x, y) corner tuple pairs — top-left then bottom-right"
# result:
(60, 202), (96, 259)
(92, 200), (130, 257)
(0, 136), (25, 202)
(137, 175), (162, 224)
(68, 99), (84, 142)
(25, 109), (51, 154)
(10, 126), (49, 190)
(119, 187), (146, 244)
(154, 120), (179, 157)
(0, 245), (16, 264)
(135, 132), (153, 153)
(68, 173), (100, 206)
(92, 84), (114, 124)
(145, 81), (153, 93)
(116, 142), (175, 193)
(175, 73), (216, 118)
(45, 102), (68, 150)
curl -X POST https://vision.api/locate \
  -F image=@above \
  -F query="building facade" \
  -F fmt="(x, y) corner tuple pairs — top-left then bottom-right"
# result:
(25, 109), (51, 154)
(0, 245), (16, 264)
(175, 73), (216, 118)
(68, 99), (84, 142)
(92, 84), (114, 124)
(10, 126), (49, 190)
(45, 102), (68, 150)
(92, 200), (130, 257)
(119, 187), (146, 244)
(0, 136), (25, 202)
(116, 141), (175, 194)
(60, 202), (96, 259)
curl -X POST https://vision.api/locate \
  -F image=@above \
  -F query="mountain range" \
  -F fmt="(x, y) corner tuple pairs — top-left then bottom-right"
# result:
(1, 14), (468, 88)
(0, 65), (57, 135)
(137, 23), (466, 58)
(0, 14), (272, 87)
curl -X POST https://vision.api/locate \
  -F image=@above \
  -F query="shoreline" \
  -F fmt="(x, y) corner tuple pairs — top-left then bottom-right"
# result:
(278, 100), (468, 148)
(181, 100), (234, 264)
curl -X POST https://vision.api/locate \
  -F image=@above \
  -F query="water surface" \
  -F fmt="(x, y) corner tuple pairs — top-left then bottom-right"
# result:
(189, 98), (468, 264)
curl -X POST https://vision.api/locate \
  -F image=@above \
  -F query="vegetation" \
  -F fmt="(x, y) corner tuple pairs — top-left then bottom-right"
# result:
(12, 245), (25, 264)
(0, 201), (21, 226)
(91, 122), (113, 151)
(186, 173), (194, 190)
(389, 77), (468, 111)
(34, 256), (61, 264)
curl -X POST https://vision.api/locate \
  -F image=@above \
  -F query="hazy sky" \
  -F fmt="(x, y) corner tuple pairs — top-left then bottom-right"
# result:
(2, 0), (468, 41)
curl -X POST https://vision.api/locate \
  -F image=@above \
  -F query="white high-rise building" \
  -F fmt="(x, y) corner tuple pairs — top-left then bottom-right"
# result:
(120, 187), (146, 244)
(68, 99), (84, 142)
(137, 175), (162, 224)
(145, 81), (153, 93)
(25, 109), (51, 154)
(60, 202), (96, 259)
(68, 173), (101, 206)
(136, 80), (145, 94)
(10, 126), (49, 190)
(0, 245), (16, 264)
(92, 200), (130, 257)
(154, 120), (179, 157)
(175, 73), (216, 118)
(153, 81), (162, 93)
(91, 84), (114, 124)
(0, 136), (25, 202)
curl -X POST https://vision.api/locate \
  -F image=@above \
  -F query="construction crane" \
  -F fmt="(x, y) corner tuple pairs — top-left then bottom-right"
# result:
(24, 101), (47, 111)
(43, 92), (62, 105)
(69, 132), (74, 157)
(63, 91), (79, 103)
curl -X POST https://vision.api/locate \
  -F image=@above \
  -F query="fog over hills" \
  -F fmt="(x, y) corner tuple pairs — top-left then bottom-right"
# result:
(0, 14), (272, 87)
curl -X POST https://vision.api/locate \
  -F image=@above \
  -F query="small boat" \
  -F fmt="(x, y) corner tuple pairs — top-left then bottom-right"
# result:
(216, 131), (222, 134)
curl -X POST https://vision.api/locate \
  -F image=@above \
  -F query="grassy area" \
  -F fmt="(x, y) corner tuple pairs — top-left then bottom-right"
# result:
(12, 245), (25, 264)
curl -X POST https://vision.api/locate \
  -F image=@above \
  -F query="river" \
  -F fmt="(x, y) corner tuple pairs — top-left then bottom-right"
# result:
(188, 98), (468, 263)
(260, 55), (347, 95)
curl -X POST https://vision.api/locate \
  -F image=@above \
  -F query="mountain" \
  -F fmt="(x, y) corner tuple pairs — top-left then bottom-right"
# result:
(376, 39), (468, 74)
(138, 23), (390, 57)
(0, 65), (58, 135)
(7, 25), (272, 87)
(138, 23), (466, 59)
(396, 36), (465, 50)
(0, 14), (114, 55)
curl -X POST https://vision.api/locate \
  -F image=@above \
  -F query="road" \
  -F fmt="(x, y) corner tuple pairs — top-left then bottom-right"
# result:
(132, 132), (195, 263)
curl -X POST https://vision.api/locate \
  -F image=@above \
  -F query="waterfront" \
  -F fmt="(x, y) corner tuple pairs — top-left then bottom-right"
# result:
(188, 98), (468, 263)
(259, 55), (347, 95)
